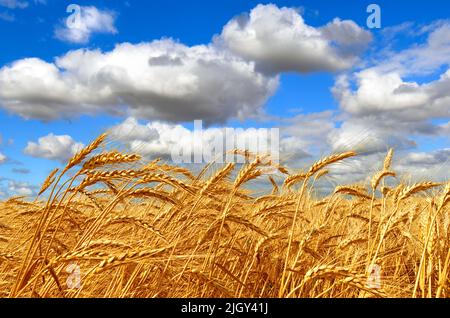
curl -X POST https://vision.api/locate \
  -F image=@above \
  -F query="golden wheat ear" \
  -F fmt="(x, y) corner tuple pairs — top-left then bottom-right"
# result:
(334, 185), (372, 200)
(398, 182), (442, 202)
(371, 170), (396, 191)
(198, 163), (235, 196)
(38, 168), (59, 196)
(3, 132), (449, 298)
(81, 152), (141, 171)
(283, 172), (307, 188)
(383, 148), (394, 171)
(64, 132), (107, 172)
(307, 151), (357, 177)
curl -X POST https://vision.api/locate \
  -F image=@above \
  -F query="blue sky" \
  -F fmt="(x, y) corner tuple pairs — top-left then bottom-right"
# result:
(0, 0), (449, 197)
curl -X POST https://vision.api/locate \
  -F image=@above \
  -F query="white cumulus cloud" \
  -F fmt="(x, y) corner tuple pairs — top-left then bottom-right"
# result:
(0, 4), (371, 124)
(330, 22), (450, 163)
(24, 133), (84, 162)
(0, 40), (278, 123)
(110, 117), (284, 161)
(217, 4), (371, 74)
(54, 6), (117, 44)
(335, 69), (450, 121)
(7, 180), (35, 196)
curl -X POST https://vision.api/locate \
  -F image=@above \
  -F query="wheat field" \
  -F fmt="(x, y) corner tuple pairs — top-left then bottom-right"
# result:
(0, 133), (449, 298)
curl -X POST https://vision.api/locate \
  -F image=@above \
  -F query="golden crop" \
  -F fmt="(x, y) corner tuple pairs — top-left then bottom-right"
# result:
(0, 134), (448, 298)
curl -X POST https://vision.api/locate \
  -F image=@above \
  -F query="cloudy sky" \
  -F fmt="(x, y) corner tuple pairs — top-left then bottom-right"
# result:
(0, 0), (449, 197)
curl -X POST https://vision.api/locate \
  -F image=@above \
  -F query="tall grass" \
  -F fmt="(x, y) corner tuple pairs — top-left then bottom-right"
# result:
(0, 134), (448, 298)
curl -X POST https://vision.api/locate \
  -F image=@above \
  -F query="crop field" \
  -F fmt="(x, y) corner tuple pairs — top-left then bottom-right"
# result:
(0, 133), (449, 298)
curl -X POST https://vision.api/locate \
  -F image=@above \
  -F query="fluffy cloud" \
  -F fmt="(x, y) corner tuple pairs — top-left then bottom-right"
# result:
(334, 22), (450, 124)
(217, 4), (371, 74)
(109, 110), (448, 185)
(400, 149), (450, 167)
(54, 6), (117, 44)
(330, 22), (450, 166)
(0, 40), (278, 123)
(7, 180), (35, 196)
(98, 113), (450, 191)
(24, 133), (84, 162)
(376, 22), (450, 77)
(394, 149), (450, 182)
(110, 117), (286, 163)
(327, 119), (418, 155)
(289, 21), (450, 183)
(0, 177), (38, 198)
(269, 111), (337, 165)
(0, 4), (446, 186)
(0, 4), (371, 124)
(283, 112), (336, 146)
(335, 69), (450, 122)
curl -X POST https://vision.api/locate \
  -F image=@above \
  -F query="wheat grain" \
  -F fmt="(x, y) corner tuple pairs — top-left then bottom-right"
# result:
(398, 182), (442, 202)
(307, 151), (357, 177)
(1, 134), (448, 299)
(64, 133), (107, 172)
(383, 148), (394, 171)
(371, 170), (396, 191)
(82, 152), (141, 171)
(38, 168), (59, 196)
(334, 185), (372, 200)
